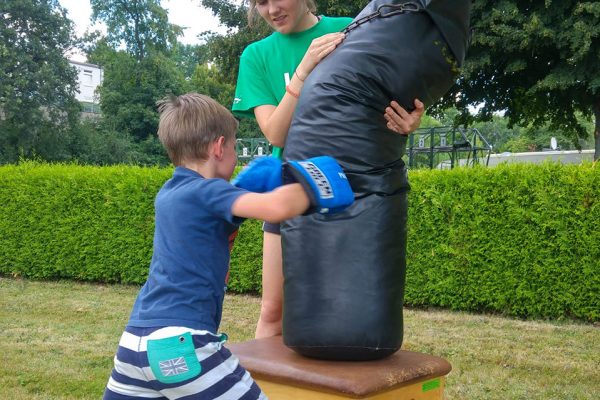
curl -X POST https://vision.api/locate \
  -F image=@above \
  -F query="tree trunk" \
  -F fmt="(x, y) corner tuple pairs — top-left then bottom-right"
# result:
(594, 99), (600, 161)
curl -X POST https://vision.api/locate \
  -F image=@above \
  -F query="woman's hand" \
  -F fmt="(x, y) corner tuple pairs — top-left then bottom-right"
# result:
(384, 99), (425, 135)
(295, 32), (345, 80)
(257, 32), (345, 147)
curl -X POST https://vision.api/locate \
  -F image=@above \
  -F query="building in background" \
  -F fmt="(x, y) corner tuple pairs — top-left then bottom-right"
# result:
(69, 60), (103, 116)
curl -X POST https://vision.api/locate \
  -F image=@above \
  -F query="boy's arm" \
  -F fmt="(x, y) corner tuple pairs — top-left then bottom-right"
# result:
(231, 183), (310, 223)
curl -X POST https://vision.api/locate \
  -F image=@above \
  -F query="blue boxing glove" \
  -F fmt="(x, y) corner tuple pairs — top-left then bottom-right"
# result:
(283, 156), (354, 214)
(232, 156), (282, 193)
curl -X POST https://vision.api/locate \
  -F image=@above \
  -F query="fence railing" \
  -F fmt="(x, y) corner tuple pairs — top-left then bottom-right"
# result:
(237, 127), (493, 169)
(407, 126), (493, 169)
(236, 138), (271, 164)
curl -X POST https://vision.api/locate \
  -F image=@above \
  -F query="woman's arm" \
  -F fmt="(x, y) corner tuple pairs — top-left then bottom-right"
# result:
(260, 97), (425, 146)
(255, 34), (425, 145)
(255, 32), (346, 147)
(254, 102), (294, 148)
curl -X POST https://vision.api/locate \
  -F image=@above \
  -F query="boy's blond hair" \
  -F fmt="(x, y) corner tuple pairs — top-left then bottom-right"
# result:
(156, 93), (238, 166)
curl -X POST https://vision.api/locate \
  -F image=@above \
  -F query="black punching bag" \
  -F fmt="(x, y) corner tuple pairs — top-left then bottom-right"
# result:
(281, 0), (471, 361)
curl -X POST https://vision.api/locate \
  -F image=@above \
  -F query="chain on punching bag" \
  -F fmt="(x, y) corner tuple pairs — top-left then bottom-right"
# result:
(281, 0), (471, 361)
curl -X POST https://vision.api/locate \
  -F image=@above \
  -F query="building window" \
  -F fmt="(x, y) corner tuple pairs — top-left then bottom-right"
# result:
(83, 69), (93, 83)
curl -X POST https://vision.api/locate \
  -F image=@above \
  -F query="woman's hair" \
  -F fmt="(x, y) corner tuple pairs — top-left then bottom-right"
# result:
(156, 93), (238, 166)
(247, 0), (317, 27)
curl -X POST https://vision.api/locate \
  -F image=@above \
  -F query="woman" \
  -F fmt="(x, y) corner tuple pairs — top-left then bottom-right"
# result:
(232, 0), (424, 338)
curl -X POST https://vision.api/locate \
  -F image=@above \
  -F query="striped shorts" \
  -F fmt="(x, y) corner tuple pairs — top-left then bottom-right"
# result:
(103, 326), (266, 399)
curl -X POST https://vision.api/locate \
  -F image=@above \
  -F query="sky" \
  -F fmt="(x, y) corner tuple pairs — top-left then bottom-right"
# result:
(59, 0), (230, 61)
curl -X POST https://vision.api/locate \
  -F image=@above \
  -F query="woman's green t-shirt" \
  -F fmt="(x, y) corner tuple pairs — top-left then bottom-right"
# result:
(232, 16), (353, 157)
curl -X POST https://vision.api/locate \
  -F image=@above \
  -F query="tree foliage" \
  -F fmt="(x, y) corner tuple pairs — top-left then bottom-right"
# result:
(190, 64), (234, 109)
(90, 0), (182, 63)
(433, 0), (600, 159)
(0, 0), (80, 163)
(92, 45), (186, 141)
(88, 1), (187, 143)
(315, 0), (365, 18)
(201, 0), (268, 83)
(171, 43), (209, 80)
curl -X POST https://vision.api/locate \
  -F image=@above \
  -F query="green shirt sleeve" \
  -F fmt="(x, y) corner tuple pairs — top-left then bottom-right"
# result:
(232, 45), (278, 119)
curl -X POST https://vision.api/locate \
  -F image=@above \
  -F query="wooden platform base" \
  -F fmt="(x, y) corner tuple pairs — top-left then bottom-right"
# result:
(229, 336), (451, 399)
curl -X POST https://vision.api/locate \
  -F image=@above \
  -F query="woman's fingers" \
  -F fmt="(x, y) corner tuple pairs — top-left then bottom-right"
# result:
(385, 99), (424, 135)
(313, 43), (343, 60)
(384, 114), (401, 132)
(317, 42), (340, 59)
(411, 99), (425, 119)
(310, 33), (344, 58)
(385, 105), (411, 134)
(313, 32), (345, 46)
(299, 32), (345, 77)
(389, 101), (410, 120)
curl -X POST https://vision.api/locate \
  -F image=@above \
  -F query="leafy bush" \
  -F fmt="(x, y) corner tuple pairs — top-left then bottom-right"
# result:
(228, 219), (263, 293)
(0, 162), (167, 283)
(406, 162), (599, 321)
(0, 161), (597, 321)
(0, 162), (262, 291)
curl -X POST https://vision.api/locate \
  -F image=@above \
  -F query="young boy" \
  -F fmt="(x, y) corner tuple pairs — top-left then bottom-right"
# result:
(103, 93), (352, 399)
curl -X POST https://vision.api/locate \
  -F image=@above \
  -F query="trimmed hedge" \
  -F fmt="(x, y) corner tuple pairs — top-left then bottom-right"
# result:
(0, 161), (598, 321)
(406, 162), (599, 322)
(0, 163), (166, 283)
(0, 162), (263, 292)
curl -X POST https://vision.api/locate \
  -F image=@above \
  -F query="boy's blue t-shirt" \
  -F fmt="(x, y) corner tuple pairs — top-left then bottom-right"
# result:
(128, 167), (247, 333)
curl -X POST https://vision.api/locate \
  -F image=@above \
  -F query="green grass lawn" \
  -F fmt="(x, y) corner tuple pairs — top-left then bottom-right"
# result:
(1, 277), (598, 399)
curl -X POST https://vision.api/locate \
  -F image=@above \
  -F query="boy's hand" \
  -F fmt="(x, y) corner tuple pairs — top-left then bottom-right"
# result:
(283, 156), (354, 214)
(232, 156), (282, 193)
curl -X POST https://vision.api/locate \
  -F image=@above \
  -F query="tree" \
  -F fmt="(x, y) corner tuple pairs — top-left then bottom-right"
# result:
(87, 1), (187, 142)
(190, 64), (234, 107)
(0, 0), (80, 163)
(171, 43), (209, 80)
(433, 0), (600, 160)
(87, 43), (187, 142)
(90, 0), (181, 65)
(201, 0), (269, 84)
(316, 0), (365, 18)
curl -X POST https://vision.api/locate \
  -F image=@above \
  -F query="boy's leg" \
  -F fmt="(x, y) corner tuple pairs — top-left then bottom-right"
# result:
(177, 345), (265, 400)
(104, 326), (266, 400)
(103, 386), (166, 400)
(103, 327), (167, 400)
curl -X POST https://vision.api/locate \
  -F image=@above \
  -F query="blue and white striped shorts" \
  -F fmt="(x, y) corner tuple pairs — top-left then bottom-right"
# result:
(103, 326), (267, 399)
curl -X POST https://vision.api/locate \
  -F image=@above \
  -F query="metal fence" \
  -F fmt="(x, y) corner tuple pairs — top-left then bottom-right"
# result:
(236, 138), (272, 164)
(236, 127), (493, 170)
(407, 126), (493, 169)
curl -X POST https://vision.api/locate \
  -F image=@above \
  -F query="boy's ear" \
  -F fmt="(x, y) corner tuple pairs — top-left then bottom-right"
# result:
(212, 136), (226, 160)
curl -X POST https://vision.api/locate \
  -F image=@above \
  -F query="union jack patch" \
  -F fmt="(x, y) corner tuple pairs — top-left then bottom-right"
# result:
(159, 357), (189, 376)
